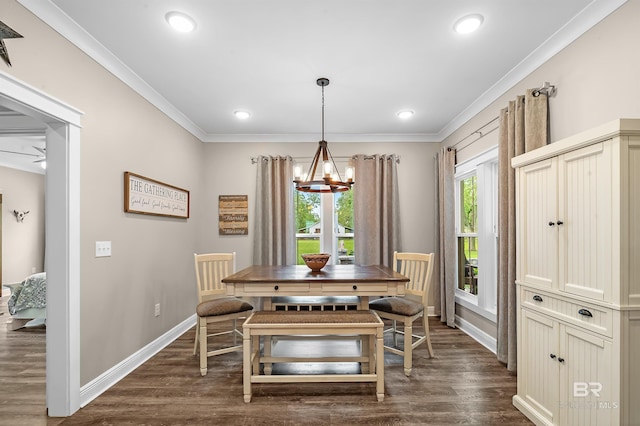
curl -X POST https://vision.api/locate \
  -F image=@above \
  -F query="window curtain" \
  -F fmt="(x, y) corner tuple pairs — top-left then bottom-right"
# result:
(435, 148), (457, 328)
(252, 155), (296, 265)
(497, 89), (549, 372)
(353, 154), (400, 267)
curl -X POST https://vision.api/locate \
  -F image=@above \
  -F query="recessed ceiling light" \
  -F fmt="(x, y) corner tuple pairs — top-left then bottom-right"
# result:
(234, 110), (251, 120)
(165, 12), (196, 33)
(454, 14), (483, 34)
(396, 110), (414, 119)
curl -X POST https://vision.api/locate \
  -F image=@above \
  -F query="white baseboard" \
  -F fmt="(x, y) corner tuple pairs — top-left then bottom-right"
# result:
(79, 314), (196, 407)
(454, 314), (497, 354)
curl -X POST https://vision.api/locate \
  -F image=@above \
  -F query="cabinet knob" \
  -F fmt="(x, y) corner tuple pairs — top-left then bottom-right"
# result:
(548, 221), (555, 226)
(533, 295), (543, 302)
(578, 308), (593, 317)
(558, 357), (565, 363)
(352, 285), (358, 290)
(274, 285), (279, 291)
(556, 220), (564, 225)
(549, 354), (556, 360)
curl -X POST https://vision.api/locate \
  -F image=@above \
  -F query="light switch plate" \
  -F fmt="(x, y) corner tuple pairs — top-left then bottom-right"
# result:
(95, 241), (111, 257)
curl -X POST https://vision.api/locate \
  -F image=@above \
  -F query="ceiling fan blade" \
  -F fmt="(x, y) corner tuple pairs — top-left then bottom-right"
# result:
(0, 148), (40, 157)
(32, 146), (46, 155)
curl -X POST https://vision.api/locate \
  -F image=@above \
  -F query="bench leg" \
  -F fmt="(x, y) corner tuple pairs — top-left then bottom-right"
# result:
(376, 330), (384, 402)
(243, 331), (252, 403)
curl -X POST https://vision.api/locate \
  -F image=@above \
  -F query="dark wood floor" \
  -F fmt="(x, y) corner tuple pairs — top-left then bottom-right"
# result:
(0, 295), (532, 425)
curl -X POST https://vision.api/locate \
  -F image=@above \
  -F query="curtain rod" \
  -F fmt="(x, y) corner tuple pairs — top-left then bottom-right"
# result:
(448, 116), (500, 152)
(251, 155), (400, 164)
(448, 81), (556, 152)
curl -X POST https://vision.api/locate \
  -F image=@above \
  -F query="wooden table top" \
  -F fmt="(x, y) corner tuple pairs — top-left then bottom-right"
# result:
(222, 264), (409, 284)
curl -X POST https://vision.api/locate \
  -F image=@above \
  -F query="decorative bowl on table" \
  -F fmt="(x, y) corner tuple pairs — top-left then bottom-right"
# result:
(301, 253), (331, 272)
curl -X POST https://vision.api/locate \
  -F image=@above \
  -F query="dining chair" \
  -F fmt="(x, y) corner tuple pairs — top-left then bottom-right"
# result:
(193, 252), (253, 376)
(369, 251), (435, 376)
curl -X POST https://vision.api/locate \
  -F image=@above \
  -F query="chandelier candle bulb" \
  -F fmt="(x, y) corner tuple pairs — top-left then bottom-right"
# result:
(323, 161), (332, 177)
(346, 166), (354, 182)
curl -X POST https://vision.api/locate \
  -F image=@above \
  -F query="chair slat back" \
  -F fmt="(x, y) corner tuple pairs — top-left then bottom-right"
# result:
(393, 251), (434, 305)
(194, 252), (236, 303)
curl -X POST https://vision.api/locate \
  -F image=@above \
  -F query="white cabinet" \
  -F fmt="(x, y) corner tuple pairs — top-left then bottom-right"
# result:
(517, 290), (617, 425)
(512, 119), (640, 426)
(516, 142), (613, 301)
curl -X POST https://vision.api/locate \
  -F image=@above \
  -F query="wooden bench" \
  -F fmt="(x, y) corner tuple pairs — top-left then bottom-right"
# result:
(242, 310), (384, 402)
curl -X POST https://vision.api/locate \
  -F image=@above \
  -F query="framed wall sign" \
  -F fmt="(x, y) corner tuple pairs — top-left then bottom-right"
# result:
(124, 172), (190, 219)
(219, 195), (248, 235)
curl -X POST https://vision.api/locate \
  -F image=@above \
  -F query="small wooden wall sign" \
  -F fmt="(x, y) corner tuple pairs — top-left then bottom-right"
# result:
(219, 195), (248, 235)
(124, 172), (190, 219)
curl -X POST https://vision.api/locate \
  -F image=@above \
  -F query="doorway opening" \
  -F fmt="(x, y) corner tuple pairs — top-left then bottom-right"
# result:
(0, 71), (82, 416)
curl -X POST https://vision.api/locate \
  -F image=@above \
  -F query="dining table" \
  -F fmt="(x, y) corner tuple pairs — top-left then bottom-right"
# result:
(222, 263), (409, 310)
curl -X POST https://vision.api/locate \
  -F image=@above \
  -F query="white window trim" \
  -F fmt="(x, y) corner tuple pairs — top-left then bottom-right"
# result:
(454, 146), (498, 322)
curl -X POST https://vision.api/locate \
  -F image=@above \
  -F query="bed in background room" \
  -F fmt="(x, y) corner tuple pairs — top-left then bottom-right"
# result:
(4, 272), (46, 330)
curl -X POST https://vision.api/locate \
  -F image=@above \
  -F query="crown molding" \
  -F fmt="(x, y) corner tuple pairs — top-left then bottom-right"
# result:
(201, 132), (441, 143)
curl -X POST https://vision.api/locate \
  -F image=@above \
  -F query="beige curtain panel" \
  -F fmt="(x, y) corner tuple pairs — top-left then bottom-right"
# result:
(252, 155), (296, 266)
(353, 154), (400, 267)
(435, 148), (457, 328)
(497, 89), (549, 372)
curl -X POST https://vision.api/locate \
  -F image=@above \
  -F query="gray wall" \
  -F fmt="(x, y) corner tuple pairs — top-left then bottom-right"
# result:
(0, 166), (45, 283)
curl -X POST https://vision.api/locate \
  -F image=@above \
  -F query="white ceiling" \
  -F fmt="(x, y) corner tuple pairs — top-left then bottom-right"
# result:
(0, 0), (627, 175)
(0, 106), (46, 174)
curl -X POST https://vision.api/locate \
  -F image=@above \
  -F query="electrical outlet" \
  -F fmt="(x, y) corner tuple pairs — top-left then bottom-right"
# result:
(154, 303), (160, 317)
(95, 241), (112, 257)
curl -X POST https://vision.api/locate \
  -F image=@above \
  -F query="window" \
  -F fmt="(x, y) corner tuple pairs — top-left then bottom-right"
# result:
(458, 174), (478, 295)
(294, 190), (354, 265)
(454, 147), (498, 320)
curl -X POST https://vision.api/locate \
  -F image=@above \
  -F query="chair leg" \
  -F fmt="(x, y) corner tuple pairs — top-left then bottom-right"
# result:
(392, 319), (398, 347)
(193, 322), (199, 356)
(403, 320), (413, 377)
(264, 334), (273, 375)
(233, 319), (237, 346)
(199, 319), (208, 376)
(243, 331), (252, 403)
(423, 314), (434, 358)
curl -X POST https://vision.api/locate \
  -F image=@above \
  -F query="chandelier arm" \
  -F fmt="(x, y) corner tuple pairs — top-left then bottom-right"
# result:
(304, 142), (324, 182)
(324, 145), (345, 182)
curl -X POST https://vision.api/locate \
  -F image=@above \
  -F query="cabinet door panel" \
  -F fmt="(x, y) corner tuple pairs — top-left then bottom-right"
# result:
(517, 159), (557, 289)
(559, 325), (615, 426)
(558, 142), (613, 301)
(521, 309), (559, 423)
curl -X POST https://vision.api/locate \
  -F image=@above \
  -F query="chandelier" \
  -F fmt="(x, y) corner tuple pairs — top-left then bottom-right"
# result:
(293, 78), (354, 193)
